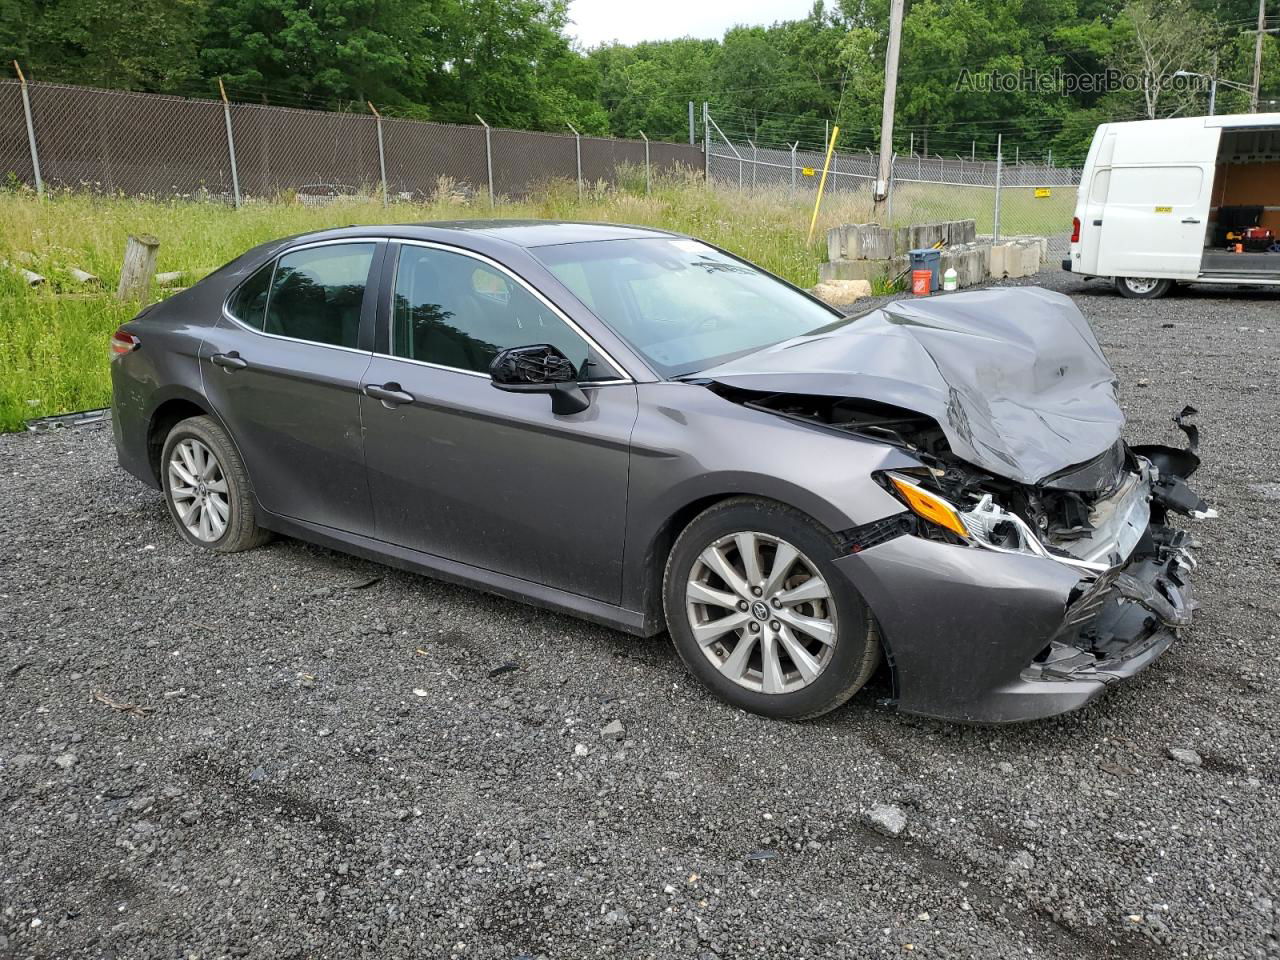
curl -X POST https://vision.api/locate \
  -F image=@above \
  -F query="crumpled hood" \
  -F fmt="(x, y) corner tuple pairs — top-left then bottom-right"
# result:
(700, 286), (1125, 485)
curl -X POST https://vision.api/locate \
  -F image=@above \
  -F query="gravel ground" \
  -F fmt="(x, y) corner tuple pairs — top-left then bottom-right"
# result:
(2, 270), (1278, 960)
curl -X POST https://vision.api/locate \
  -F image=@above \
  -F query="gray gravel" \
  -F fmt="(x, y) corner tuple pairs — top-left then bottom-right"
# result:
(2, 270), (1278, 959)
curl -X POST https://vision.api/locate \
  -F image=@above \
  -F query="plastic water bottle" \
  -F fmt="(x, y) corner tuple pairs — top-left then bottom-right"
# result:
(942, 267), (958, 291)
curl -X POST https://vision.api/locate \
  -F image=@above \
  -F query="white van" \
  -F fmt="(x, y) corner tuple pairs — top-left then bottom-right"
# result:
(1065, 113), (1280, 298)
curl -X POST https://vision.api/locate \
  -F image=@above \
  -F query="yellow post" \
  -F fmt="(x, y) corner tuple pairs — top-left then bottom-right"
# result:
(806, 124), (840, 245)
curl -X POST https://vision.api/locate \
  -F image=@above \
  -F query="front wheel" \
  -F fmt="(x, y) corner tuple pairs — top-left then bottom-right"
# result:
(662, 497), (881, 720)
(1115, 276), (1173, 299)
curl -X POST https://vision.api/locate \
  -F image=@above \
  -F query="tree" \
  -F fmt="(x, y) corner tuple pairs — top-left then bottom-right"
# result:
(199, 0), (430, 108)
(13, 0), (207, 92)
(1109, 0), (1219, 118)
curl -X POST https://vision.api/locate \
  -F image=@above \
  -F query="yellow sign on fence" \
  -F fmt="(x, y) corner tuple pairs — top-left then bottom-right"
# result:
(801, 167), (815, 176)
(1034, 187), (1052, 198)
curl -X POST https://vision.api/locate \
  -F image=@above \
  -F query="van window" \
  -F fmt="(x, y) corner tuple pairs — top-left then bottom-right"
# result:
(1090, 169), (1111, 204)
(1109, 166), (1203, 205)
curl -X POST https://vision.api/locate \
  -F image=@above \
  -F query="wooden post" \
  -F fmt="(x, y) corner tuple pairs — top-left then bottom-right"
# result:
(116, 235), (160, 301)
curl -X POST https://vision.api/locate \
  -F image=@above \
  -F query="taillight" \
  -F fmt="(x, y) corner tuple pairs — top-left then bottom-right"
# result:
(1070, 217), (1081, 243)
(110, 329), (140, 358)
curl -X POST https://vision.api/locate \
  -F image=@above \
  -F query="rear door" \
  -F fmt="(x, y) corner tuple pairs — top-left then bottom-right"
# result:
(359, 241), (637, 603)
(199, 240), (382, 535)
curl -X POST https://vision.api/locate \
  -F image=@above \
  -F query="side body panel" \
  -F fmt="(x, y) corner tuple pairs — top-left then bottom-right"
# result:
(620, 382), (918, 616)
(110, 309), (212, 487)
(360, 361), (638, 604)
(198, 320), (375, 535)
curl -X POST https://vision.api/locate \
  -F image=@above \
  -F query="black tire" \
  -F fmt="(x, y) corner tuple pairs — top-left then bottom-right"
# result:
(160, 415), (270, 553)
(1114, 276), (1173, 299)
(662, 496), (881, 720)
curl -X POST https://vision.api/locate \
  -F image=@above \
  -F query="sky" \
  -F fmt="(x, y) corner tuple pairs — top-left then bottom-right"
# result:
(567, 0), (817, 48)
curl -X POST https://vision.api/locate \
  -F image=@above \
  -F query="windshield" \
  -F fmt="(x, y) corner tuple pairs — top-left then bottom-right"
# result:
(530, 237), (848, 377)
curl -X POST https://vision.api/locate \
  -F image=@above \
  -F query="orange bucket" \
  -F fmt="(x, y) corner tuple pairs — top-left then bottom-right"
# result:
(911, 269), (932, 296)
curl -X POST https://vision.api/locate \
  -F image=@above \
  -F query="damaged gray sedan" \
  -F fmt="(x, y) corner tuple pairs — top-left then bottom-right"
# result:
(109, 222), (1212, 723)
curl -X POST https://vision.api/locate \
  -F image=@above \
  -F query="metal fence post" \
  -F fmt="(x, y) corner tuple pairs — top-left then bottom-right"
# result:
(993, 133), (1003, 242)
(749, 139), (757, 190)
(886, 152), (896, 223)
(217, 78), (241, 208)
(702, 102), (709, 185)
(12, 62), (43, 197)
(368, 101), (387, 206)
(567, 123), (582, 200)
(476, 115), (494, 206)
(790, 142), (798, 191)
(639, 130), (650, 194)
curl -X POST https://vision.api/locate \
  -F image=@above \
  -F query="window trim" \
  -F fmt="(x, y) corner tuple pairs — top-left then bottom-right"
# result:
(383, 239), (633, 385)
(221, 238), (381, 355)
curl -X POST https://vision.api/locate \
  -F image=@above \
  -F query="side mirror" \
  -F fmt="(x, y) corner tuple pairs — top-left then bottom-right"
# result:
(489, 344), (591, 415)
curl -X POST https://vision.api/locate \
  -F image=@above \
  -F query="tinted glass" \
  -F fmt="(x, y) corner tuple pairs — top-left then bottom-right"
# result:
(392, 245), (615, 380)
(532, 237), (845, 377)
(264, 243), (375, 348)
(227, 261), (273, 330)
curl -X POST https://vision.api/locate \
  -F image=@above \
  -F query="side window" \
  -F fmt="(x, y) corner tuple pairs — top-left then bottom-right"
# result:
(227, 261), (273, 330)
(1090, 168), (1111, 204)
(391, 245), (616, 380)
(264, 243), (375, 348)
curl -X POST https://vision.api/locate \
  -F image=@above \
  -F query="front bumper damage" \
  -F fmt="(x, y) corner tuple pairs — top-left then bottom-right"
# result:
(834, 421), (1213, 723)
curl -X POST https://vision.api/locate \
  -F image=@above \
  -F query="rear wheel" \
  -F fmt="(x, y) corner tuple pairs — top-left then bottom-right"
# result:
(161, 415), (270, 553)
(662, 497), (881, 720)
(1115, 276), (1173, 299)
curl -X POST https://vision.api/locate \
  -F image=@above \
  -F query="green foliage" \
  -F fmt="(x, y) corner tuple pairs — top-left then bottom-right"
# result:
(7, 0), (1272, 160)
(0, 184), (837, 431)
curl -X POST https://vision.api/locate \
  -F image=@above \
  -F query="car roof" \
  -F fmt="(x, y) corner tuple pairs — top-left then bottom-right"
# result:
(275, 219), (683, 251)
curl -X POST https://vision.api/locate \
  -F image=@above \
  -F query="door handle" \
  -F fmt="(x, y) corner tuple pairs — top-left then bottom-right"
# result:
(1092, 219), (1103, 226)
(364, 382), (415, 406)
(211, 351), (247, 371)
(1181, 217), (1201, 224)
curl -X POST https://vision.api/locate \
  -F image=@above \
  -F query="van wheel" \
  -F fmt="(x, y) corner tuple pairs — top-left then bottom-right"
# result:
(1115, 276), (1173, 299)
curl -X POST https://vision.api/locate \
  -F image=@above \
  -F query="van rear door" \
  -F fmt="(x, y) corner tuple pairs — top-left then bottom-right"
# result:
(1096, 163), (1214, 278)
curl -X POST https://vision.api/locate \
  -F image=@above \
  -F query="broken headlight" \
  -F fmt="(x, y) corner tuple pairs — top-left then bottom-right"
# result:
(880, 472), (1108, 572)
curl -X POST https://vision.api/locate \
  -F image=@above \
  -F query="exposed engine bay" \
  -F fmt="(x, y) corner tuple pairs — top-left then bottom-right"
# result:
(722, 389), (1214, 574)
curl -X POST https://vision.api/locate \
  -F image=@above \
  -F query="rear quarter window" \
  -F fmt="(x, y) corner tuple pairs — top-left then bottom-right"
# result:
(227, 261), (273, 330)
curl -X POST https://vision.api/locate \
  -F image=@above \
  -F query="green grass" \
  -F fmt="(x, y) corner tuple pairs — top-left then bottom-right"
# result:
(0, 174), (1074, 431)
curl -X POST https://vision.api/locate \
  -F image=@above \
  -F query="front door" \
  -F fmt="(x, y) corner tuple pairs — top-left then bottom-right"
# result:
(360, 242), (637, 603)
(200, 241), (381, 535)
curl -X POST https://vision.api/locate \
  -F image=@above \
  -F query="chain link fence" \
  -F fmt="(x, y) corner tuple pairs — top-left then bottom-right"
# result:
(0, 79), (703, 205)
(705, 111), (1081, 255)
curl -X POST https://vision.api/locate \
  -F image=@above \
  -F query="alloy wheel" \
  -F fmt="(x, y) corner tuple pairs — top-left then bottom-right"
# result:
(167, 438), (230, 542)
(685, 531), (838, 695)
(1123, 277), (1161, 295)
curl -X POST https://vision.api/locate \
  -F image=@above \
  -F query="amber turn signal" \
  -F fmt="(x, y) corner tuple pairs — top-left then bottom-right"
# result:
(888, 475), (970, 539)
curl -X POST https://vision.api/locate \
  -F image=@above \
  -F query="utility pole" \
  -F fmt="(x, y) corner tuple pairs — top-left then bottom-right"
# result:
(875, 0), (905, 205)
(688, 101), (695, 145)
(1252, 0), (1266, 112)
(1209, 53), (1219, 116)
